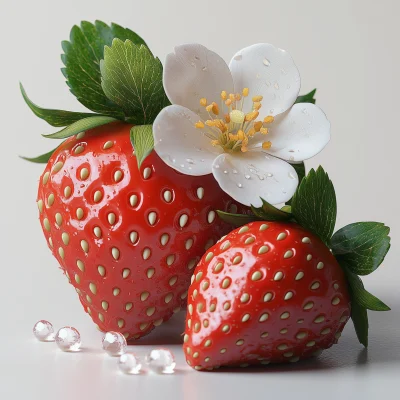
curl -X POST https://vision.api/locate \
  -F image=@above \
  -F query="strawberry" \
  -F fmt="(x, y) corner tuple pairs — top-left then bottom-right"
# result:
(183, 221), (351, 369)
(37, 122), (245, 340)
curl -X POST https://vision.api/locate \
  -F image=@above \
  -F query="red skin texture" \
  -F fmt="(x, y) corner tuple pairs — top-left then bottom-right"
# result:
(183, 221), (351, 370)
(36, 122), (246, 340)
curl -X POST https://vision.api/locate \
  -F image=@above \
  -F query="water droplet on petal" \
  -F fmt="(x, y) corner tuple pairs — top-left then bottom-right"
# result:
(245, 174), (251, 180)
(186, 158), (194, 164)
(224, 170), (228, 174)
(237, 183), (243, 188)
(274, 82), (280, 90)
(118, 353), (142, 374)
(202, 66), (207, 71)
(263, 58), (270, 66)
(55, 327), (81, 351)
(214, 164), (220, 169)
(33, 320), (55, 342)
(234, 54), (242, 61)
(232, 169), (238, 174)
(145, 349), (176, 374)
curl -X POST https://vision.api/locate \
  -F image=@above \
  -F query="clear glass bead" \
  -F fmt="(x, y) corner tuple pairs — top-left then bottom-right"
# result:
(102, 331), (127, 356)
(118, 353), (142, 375)
(145, 348), (176, 374)
(55, 327), (81, 351)
(33, 320), (55, 341)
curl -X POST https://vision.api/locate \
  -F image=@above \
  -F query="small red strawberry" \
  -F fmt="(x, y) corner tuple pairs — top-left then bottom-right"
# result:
(183, 221), (351, 369)
(37, 122), (245, 340)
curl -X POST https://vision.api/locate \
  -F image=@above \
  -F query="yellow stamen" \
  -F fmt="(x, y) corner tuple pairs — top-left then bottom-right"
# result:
(215, 119), (226, 132)
(254, 121), (263, 132)
(252, 95), (263, 102)
(262, 141), (272, 149)
(194, 87), (273, 154)
(237, 130), (245, 141)
(195, 121), (205, 129)
(264, 115), (274, 124)
(212, 102), (220, 115)
(245, 111), (259, 122)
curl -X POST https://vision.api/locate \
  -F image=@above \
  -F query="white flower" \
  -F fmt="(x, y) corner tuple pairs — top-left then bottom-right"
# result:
(153, 43), (330, 207)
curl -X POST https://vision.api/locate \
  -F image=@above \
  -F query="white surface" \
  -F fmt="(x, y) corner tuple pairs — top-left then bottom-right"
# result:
(1, 0), (400, 399)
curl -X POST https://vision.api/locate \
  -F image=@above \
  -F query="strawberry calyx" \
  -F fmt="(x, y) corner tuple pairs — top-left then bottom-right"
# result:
(218, 165), (391, 347)
(20, 21), (168, 168)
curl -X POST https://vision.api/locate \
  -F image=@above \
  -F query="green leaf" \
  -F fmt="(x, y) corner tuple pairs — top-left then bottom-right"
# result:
(351, 298), (369, 347)
(130, 125), (154, 167)
(251, 198), (293, 222)
(43, 116), (117, 139)
(295, 89), (317, 104)
(20, 84), (97, 127)
(286, 162), (306, 205)
(62, 20), (147, 117)
(216, 211), (260, 227)
(291, 166), (337, 245)
(20, 146), (60, 163)
(100, 39), (170, 124)
(331, 222), (391, 275)
(344, 268), (390, 311)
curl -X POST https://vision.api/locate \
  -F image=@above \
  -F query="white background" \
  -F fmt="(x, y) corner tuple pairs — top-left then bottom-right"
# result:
(1, 0), (399, 399)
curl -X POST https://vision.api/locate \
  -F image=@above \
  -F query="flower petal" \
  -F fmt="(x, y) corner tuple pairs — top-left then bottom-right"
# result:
(153, 105), (222, 176)
(262, 103), (330, 162)
(164, 44), (234, 120)
(229, 43), (300, 116)
(211, 151), (299, 206)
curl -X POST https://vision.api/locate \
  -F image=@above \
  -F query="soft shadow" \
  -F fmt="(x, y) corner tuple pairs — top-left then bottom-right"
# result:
(128, 311), (186, 346)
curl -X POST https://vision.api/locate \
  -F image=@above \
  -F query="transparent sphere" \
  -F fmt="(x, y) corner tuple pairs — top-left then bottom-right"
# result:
(102, 331), (127, 356)
(55, 327), (81, 351)
(118, 353), (142, 375)
(145, 348), (176, 374)
(33, 320), (55, 341)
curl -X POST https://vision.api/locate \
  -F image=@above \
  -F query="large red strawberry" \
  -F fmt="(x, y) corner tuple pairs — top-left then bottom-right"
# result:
(37, 122), (245, 340)
(183, 221), (351, 369)
(21, 22), (247, 340)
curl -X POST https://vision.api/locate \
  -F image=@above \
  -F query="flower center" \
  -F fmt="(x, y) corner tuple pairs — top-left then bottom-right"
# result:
(195, 88), (274, 153)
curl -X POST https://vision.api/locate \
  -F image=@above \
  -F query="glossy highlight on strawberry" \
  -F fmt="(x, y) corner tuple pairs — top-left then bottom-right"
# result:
(183, 221), (351, 370)
(37, 122), (246, 340)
